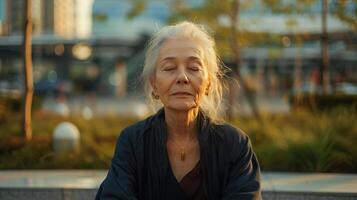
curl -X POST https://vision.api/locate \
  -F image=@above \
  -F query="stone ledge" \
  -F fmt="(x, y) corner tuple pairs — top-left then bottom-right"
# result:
(0, 188), (97, 200)
(1, 188), (357, 200)
(263, 191), (357, 200)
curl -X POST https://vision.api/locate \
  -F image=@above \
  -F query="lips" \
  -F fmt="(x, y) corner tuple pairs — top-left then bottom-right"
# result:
(171, 91), (192, 96)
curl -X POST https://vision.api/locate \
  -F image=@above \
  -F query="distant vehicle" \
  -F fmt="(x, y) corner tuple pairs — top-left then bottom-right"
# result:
(289, 82), (322, 95)
(0, 75), (23, 98)
(34, 79), (72, 97)
(335, 82), (357, 95)
(34, 79), (59, 96)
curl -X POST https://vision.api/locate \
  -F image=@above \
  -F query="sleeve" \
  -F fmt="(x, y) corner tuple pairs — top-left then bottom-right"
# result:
(222, 131), (262, 200)
(95, 128), (138, 200)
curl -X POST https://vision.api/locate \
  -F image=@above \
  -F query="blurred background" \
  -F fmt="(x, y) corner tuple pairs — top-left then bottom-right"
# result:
(0, 0), (356, 173)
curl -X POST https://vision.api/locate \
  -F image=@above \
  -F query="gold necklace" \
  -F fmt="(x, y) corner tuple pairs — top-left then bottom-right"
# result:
(168, 139), (198, 162)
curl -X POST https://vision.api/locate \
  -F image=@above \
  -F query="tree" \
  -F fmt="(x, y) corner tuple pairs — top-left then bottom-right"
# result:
(321, 0), (330, 94)
(263, 0), (356, 94)
(130, 0), (355, 116)
(22, 0), (33, 141)
(333, 0), (357, 31)
(228, 0), (261, 120)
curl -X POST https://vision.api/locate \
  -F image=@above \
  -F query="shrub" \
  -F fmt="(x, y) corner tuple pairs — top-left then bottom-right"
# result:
(0, 107), (355, 172)
(231, 106), (356, 172)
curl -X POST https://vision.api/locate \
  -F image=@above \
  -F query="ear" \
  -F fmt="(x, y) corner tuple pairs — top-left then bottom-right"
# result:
(149, 75), (156, 92)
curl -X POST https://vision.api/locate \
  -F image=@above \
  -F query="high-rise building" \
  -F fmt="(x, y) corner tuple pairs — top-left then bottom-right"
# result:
(0, 0), (6, 35)
(1, 0), (93, 38)
(53, 0), (75, 38)
(32, 0), (42, 35)
(6, 0), (24, 35)
(74, 0), (93, 38)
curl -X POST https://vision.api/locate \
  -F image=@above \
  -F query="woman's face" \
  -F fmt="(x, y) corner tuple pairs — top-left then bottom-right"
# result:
(151, 37), (210, 112)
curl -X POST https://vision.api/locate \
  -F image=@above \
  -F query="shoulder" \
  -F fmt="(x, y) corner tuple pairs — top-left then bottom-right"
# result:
(211, 123), (252, 159)
(212, 123), (249, 145)
(117, 114), (156, 144)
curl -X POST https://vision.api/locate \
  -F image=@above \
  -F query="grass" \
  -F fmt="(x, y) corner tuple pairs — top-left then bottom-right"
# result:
(229, 106), (356, 172)
(0, 106), (356, 172)
(0, 110), (136, 169)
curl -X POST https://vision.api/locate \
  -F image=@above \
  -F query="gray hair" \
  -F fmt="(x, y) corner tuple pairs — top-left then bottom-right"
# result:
(141, 21), (225, 122)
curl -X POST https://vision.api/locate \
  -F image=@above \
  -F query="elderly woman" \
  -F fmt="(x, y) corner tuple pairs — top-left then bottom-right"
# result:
(96, 21), (261, 200)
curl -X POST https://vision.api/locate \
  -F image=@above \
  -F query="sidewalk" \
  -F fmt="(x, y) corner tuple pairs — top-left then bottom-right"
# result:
(262, 172), (357, 193)
(0, 170), (356, 200)
(0, 170), (356, 193)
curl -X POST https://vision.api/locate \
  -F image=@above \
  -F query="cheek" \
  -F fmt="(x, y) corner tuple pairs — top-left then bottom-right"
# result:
(193, 79), (208, 96)
(154, 74), (172, 96)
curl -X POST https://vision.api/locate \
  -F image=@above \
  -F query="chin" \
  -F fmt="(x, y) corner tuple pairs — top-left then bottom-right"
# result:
(166, 101), (197, 111)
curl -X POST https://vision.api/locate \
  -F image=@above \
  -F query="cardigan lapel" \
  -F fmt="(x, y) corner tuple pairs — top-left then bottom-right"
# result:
(143, 109), (224, 200)
(143, 109), (168, 200)
(197, 111), (225, 200)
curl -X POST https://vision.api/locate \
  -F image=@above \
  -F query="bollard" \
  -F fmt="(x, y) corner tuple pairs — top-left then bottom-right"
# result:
(53, 102), (70, 117)
(53, 122), (80, 155)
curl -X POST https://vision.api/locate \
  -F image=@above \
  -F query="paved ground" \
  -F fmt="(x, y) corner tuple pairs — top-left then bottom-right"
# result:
(0, 170), (356, 194)
(41, 95), (290, 119)
(262, 172), (357, 193)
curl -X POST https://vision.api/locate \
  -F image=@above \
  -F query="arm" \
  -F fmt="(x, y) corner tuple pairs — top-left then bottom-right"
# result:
(95, 128), (138, 200)
(222, 132), (261, 200)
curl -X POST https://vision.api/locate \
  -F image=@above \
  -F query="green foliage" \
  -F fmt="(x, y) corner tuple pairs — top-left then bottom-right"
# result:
(0, 111), (136, 169)
(127, 0), (145, 19)
(333, 0), (357, 31)
(167, 0), (356, 57)
(231, 107), (356, 172)
(0, 96), (43, 124)
(0, 107), (355, 172)
(262, 0), (317, 14)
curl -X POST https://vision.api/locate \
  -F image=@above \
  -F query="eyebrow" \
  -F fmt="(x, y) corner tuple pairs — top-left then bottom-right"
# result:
(160, 57), (176, 62)
(187, 56), (204, 67)
(160, 56), (203, 63)
(187, 56), (202, 62)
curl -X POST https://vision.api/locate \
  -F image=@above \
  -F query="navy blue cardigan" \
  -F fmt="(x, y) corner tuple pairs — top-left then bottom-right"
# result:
(96, 109), (261, 200)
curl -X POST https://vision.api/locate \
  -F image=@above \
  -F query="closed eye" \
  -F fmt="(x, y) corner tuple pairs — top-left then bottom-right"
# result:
(188, 66), (199, 71)
(163, 66), (176, 71)
(188, 63), (201, 71)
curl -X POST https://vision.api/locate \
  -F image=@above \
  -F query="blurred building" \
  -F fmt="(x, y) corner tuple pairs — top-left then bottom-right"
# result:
(0, 0), (93, 38)
(0, 0), (355, 99)
(0, 0), (95, 99)
(227, 0), (357, 95)
(0, 0), (157, 98)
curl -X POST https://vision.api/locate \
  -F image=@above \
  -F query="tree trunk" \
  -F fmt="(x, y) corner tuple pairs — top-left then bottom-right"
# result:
(228, 0), (261, 120)
(321, 0), (330, 94)
(22, 0), (33, 142)
(294, 35), (302, 101)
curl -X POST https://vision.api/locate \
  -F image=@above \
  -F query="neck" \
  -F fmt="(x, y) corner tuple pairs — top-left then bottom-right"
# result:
(164, 107), (199, 142)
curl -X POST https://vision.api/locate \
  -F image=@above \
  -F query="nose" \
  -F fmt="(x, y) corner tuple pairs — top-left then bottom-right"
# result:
(176, 68), (189, 84)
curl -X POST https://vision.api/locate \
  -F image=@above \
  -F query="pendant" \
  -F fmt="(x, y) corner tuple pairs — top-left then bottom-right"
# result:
(180, 148), (185, 161)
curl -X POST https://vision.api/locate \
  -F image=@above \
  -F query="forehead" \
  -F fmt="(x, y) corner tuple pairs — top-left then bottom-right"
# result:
(157, 37), (204, 62)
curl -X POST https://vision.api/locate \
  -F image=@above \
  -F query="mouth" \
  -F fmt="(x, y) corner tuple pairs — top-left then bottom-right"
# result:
(171, 92), (192, 96)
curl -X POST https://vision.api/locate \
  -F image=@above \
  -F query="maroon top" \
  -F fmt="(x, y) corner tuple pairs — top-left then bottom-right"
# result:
(179, 161), (205, 199)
